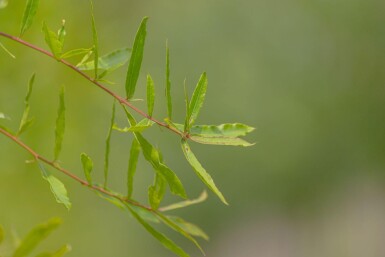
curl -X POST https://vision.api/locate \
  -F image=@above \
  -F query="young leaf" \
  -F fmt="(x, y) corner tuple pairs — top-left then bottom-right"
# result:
(146, 74), (155, 117)
(190, 135), (254, 147)
(75, 49), (94, 67)
(34, 244), (71, 257)
(0, 225), (4, 245)
(165, 43), (172, 118)
(167, 216), (209, 241)
(42, 22), (63, 59)
(104, 100), (115, 188)
(18, 73), (35, 136)
(57, 20), (66, 45)
(125, 204), (190, 257)
(90, 1), (98, 78)
(54, 86), (65, 161)
(20, 0), (40, 37)
(181, 139), (228, 205)
(125, 17), (149, 99)
(160, 191), (207, 212)
(188, 72), (207, 127)
(76, 48), (131, 71)
(39, 163), (71, 210)
(148, 174), (166, 210)
(0, 41), (16, 59)
(12, 218), (62, 257)
(61, 48), (93, 59)
(80, 153), (93, 184)
(127, 138), (140, 198)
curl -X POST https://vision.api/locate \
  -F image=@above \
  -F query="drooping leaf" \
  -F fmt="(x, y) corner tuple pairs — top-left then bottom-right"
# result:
(125, 204), (190, 257)
(54, 86), (65, 161)
(76, 48), (131, 71)
(113, 119), (154, 133)
(146, 74), (155, 117)
(39, 163), (71, 210)
(0, 225), (4, 245)
(167, 216), (209, 241)
(104, 100), (115, 188)
(165, 43), (172, 119)
(188, 72), (207, 127)
(148, 174), (166, 210)
(34, 245), (71, 257)
(125, 17), (149, 99)
(18, 73), (35, 136)
(130, 205), (159, 223)
(20, 0), (40, 37)
(160, 191), (207, 212)
(155, 212), (205, 255)
(127, 138), (140, 198)
(80, 153), (93, 184)
(0, 41), (16, 58)
(90, 1), (98, 78)
(12, 218), (62, 257)
(181, 139), (228, 205)
(0, 0), (8, 9)
(57, 20), (66, 45)
(190, 135), (254, 147)
(42, 22), (63, 59)
(61, 48), (93, 59)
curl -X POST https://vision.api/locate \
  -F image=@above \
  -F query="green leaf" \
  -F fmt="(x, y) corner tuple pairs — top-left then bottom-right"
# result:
(135, 133), (187, 199)
(113, 119), (154, 133)
(42, 22), (63, 59)
(76, 48), (131, 71)
(20, 0), (40, 37)
(181, 140), (228, 205)
(57, 20), (66, 45)
(130, 205), (159, 223)
(125, 204), (190, 257)
(188, 72), (207, 127)
(164, 118), (181, 133)
(189, 123), (255, 137)
(12, 218), (62, 257)
(125, 17), (149, 99)
(127, 138), (140, 198)
(54, 86), (65, 161)
(190, 135), (254, 147)
(165, 43), (172, 118)
(0, 41), (16, 59)
(160, 191), (207, 212)
(146, 74), (155, 117)
(0, 225), (4, 245)
(18, 73), (35, 136)
(39, 163), (71, 210)
(80, 153), (93, 184)
(148, 174), (166, 210)
(104, 100), (115, 188)
(34, 245), (71, 257)
(95, 192), (126, 209)
(155, 212), (205, 255)
(183, 80), (190, 132)
(90, 1), (98, 78)
(167, 216), (209, 241)
(75, 49), (94, 67)
(61, 48), (93, 59)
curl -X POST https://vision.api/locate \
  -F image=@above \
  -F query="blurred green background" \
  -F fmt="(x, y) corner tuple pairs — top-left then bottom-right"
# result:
(1, 0), (385, 256)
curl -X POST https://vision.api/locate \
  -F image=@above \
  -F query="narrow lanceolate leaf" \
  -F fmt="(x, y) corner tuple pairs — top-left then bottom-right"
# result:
(61, 48), (93, 59)
(190, 123), (255, 137)
(95, 192), (125, 209)
(90, 1), (98, 78)
(20, 0), (40, 37)
(190, 135), (254, 147)
(127, 138), (140, 198)
(148, 174), (166, 209)
(104, 100), (116, 188)
(188, 73), (207, 127)
(39, 163), (71, 210)
(155, 212), (205, 255)
(18, 73), (35, 136)
(42, 22), (63, 59)
(12, 218), (62, 257)
(181, 139), (228, 205)
(113, 119), (154, 133)
(57, 20), (66, 45)
(0, 225), (4, 245)
(80, 153), (93, 184)
(0, 41), (16, 58)
(75, 49), (94, 67)
(126, 205), (190, 257)
(183, 80), (190, 132)
(125, 17), (149, 99)
(130, 205), (159, 223)
(76, 48), (131, 71)
(165, 43), (172, 118)
(160, 191), (208, 212)
(168, 216), (209, 241)
(35, 245), (71, 257)
(54, 86), (65, 161)
(146, 74), (155, 117)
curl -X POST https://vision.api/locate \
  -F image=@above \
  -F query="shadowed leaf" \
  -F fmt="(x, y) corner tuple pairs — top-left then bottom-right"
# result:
(148, 174), (166, 209)
(61, 48), (93, 59)
(167, 216), (209, 241)
(80, 153), (93, 184)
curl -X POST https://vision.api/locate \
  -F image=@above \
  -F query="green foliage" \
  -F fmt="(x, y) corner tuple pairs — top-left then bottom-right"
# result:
(90, 1), (98, 78)
(103, 100), (115, 188)
(165, 43), (172, 119)
(42, 22), (63, 59)
(127, 138), (140, 198)
(80, 153), (94, 184)
(187, 73), (207, 129)
(17, 73), (35, 136)
(20, 0), (39, 37)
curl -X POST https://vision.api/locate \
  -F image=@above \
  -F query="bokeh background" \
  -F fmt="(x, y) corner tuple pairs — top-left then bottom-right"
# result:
(1, 0), (385, 256)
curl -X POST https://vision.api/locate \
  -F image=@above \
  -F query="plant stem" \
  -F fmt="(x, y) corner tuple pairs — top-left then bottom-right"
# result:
(0, 127), (153, 211)
(0, 31), (184, 137)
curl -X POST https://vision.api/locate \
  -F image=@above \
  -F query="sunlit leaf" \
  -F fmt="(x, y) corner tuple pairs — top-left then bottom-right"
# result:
(190, 135), (254, 147)
(18, 73), (35, 136)
(12, 218), (62, 257)
(165, 43), (172, 119)
(34, 245), (71, 257)
(181, 139), (228, 205)
(0, 41), (16, 58)
(0, 225), (4, 245)
(148, 174), (166, 210)
(126, 204), (190, 257)
(90, 1), (98, 78)
(104, 100), (115, 188)
(127, 138), (140, 198)
(190, 123), (255, 137)
(54, 86), (65, 161)
(75, 49), (94, 67)
(125, 17), (148, 99)
(76, 48), (131, 71)
(39, 163), (71, 210)
(57, 20), (66, 45)
(61, 48), (93, 59)
(80, 153), (93, 184)
(167, 216), (209, 241)
(146, 74), (155, 117)
(160, 191), (207, 212)
(42, 22), (63, 59)
(113, 119), (154, 133)
(188, 72), (207, 127)
(20, 0), (39, 37)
